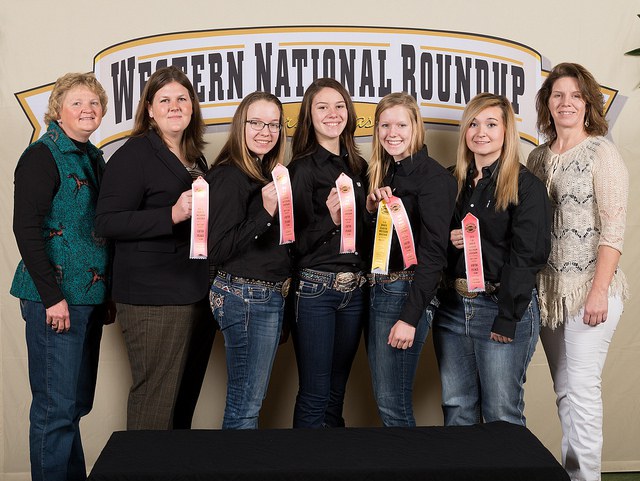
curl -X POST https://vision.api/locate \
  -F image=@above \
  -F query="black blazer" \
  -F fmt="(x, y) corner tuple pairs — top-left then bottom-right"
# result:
(95, 130), (209, 305)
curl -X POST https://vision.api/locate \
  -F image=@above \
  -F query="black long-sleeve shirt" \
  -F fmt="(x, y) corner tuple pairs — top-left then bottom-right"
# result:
(13, 141), (100, 307)
(382, 146), (457, 327)
(206, 163), (291, 282)
(288, 145), (369, 273)
(446, 161), (551, 339)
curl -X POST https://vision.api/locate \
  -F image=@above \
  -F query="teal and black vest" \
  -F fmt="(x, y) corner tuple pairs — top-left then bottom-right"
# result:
(11, 122), (110, 305)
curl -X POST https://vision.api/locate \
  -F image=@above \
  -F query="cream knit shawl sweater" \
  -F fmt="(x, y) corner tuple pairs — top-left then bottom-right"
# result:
(527, 136), (629, 329)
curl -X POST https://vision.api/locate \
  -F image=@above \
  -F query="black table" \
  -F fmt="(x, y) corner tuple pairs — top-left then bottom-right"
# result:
(89, 421), (569, 481)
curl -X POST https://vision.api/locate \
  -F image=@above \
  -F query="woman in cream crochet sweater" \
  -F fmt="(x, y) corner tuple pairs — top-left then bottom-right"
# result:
(527, 62), (629, 481)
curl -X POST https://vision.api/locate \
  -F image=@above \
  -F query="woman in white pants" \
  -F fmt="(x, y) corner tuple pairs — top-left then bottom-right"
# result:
(527, 62), (629, 481)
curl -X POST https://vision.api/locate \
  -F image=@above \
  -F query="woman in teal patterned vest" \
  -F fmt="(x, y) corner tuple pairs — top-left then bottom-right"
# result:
(11, 72), (111, 481)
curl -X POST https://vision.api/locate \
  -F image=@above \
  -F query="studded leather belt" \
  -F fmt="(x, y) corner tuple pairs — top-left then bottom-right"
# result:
(367, 271), (415, 286)
(298, 268), (366, 293)
(217, 271), (291, 297)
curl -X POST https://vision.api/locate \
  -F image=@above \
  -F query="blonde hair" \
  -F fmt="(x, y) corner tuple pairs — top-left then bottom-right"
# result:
(212, 91), (286, 184)
(454, 93), (521, 211)
(368, 92), (425, 192)
(44, 72), (108, 126)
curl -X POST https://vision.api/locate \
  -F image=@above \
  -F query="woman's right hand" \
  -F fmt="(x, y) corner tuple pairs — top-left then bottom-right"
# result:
(450, 228), (464, 250)
(46, 299), (70, 333)
(262, 181), (278, 216)
(366, 186), (393, 213)
(172, 189), (192, 224)
(326, 187), (342, 225)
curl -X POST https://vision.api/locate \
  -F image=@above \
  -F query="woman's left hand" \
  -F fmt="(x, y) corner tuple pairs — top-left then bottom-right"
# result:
(583, 286), (608, 326)
(490, 332), (512, 343)
(388, 320), (416, 349)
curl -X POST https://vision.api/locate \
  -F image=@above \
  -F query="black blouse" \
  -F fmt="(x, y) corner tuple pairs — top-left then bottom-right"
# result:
(288, 144), (369, 273)
(446, 161), (551, 339)
(206, 162), (291, 282)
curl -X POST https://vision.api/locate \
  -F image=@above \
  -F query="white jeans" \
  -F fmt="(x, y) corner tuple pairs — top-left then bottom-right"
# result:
(540, 296), (623, 481)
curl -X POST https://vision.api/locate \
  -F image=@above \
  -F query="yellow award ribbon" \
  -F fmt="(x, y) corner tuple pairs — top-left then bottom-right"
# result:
(371, 200), (394, 274)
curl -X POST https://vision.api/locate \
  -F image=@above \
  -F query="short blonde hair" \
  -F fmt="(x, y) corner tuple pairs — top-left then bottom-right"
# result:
(44, 73), (108, 126)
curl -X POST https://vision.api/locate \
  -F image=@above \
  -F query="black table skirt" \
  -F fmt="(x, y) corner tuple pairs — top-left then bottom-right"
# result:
(89, 421), (569, 481)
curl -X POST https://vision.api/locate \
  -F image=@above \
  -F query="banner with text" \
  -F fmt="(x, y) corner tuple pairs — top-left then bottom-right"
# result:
(15, 26), (618, 149)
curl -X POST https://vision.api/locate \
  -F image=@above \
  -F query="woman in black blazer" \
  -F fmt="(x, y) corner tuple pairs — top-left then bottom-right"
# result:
(96, 66), (213, 430)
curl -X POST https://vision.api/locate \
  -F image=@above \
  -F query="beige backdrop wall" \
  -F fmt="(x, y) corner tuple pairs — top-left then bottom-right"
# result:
(1, 1), (639, 479)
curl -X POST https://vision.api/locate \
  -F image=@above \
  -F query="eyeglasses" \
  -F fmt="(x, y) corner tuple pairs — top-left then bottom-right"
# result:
(246, 120), (282, 133)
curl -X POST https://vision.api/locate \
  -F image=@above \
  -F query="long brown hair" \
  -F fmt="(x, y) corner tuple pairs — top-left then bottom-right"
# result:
(535, 62), (608, 142)
(212, 91), (286, 184)
(368, 92), (425, 192)
(454, 93), (521, 211)
(132, 66), (205, 162)
(290, 78), (365, 174)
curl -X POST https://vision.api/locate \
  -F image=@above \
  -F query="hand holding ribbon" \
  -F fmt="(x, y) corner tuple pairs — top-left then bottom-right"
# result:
(326, 187), (342, 226)
(261, 182), (278, 216)
(366, 186), (393, 213)
(172, 189), (192, 225)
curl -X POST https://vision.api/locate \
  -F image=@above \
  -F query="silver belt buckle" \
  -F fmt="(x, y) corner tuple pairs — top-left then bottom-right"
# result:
(334, 272), (357, 292)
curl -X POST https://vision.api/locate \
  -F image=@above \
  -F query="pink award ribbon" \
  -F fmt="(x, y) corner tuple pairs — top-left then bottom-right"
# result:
(461, 212), (485, 291)
(271, 163), (295, 245)
(335, 173), (356, 254)
(386, 195), (417, 269)
(189, 176), (209, 260)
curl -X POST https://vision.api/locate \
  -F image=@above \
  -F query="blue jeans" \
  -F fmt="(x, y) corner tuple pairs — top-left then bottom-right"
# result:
(367, 280), (432, 427)
(210, 274), (284, 429)
(21, 299), (104, 481)
(292, 278), (365, 428)
(433, 289), (540, 426)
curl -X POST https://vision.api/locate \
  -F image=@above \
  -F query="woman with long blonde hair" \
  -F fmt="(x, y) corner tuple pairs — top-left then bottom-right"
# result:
(365, 92), (456, 426)
(433, 93), (551, 426)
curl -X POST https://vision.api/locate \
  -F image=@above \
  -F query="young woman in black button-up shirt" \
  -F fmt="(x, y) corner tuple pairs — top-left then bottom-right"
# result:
(206, 91), (290, 429)
(433, 93), (551, 427)
(365, 93), (456, 426)
(288, 78), (369, 428)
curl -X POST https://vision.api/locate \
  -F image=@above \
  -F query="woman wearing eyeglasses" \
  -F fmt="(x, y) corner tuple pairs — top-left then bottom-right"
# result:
(206, 91), (290, 429)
